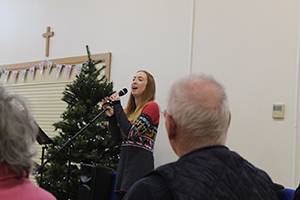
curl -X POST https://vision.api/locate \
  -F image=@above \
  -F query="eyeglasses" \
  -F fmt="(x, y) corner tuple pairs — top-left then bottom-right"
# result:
(162, 109), (168, 119)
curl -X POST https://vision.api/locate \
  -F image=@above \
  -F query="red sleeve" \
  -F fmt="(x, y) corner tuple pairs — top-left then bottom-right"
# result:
(141, 102), (160, 125)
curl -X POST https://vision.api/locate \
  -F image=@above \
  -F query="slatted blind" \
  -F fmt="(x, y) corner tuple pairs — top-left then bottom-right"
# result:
(6, 81), (70, 158)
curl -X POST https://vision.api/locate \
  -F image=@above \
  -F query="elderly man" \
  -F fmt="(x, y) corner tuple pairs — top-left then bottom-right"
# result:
(124, 74), (277, 200)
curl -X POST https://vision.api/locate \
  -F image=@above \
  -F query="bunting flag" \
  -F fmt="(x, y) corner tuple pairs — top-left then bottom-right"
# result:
(56, 64), (63, 78)
(47, 60), (53, 74)
(65, 65), (72, 79)
(76, 63), (83, 74)
(0, 53), (108, 83)
(4, 70), (10, 82)
(29, 66), (35, 80)
(20, 69), (27, 82)
(12, 70), (18, 83)
(38, 61), (44, 75)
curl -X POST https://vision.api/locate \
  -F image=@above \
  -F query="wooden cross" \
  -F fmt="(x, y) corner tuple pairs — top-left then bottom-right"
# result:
(42, 26), (54, 57)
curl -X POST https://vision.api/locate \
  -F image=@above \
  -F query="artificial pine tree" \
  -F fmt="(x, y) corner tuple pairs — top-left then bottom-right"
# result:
(35, 46), (120, 200)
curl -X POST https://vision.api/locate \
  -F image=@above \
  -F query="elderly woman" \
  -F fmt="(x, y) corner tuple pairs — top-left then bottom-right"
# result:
(0, 84), (56, 200)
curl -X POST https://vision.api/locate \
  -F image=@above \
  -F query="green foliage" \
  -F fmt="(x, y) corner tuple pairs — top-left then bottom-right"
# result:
(34, 46), (120, 200)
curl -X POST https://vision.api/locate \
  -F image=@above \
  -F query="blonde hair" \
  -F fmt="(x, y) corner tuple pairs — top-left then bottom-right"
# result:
(0, 84), (38, 178)
(125, 70), (156, 123)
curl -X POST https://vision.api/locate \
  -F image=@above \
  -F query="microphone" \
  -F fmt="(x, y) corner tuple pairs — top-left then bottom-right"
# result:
(103, 88), (128, 106)
(118, 88), (128, 97)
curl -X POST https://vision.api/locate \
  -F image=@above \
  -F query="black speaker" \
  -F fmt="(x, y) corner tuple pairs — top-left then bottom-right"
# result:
(78, 164), (115, 200)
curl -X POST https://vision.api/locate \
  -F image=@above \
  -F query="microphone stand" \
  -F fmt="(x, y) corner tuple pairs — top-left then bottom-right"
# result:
(39, 144), (48, 187)
(35, 107), (109, 197)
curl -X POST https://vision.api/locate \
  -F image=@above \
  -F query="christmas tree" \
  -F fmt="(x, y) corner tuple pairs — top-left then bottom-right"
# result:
(34, 46), (120, 200)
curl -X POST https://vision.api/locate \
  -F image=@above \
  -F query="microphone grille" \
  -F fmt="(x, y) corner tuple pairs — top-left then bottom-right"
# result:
(119, 88), (128, 96)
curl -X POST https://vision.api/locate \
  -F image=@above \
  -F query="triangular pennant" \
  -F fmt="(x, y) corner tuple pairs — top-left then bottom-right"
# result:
(20, 69), (27, 82)
(56, 64), (63, 78)
(29, 66), (35, 80)
(76, 63), (83, 74)
(12, 70), (18, 83)
(38, 61), (44, 75)
(4, 70), (10, 82)
(65, 65), (72, 79)
(47, 60), (53, 74)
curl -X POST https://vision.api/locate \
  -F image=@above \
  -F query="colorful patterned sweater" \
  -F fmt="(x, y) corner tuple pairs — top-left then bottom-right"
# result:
(108, 100), (160, 198)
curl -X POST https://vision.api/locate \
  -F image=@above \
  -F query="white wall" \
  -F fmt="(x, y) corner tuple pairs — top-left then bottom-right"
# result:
(192, 0), (300, 188)
(1, 0), (299, 188)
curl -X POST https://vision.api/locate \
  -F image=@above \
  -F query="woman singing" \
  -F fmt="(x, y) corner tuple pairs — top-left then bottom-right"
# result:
(103, 70), (160, 200)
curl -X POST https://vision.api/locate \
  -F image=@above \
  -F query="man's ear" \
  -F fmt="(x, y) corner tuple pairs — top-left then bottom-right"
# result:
(228, 111), (231, 127)
(165, 115), (177, 140)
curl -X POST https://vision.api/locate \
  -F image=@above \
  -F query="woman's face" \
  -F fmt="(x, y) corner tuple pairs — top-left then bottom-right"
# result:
(131, 71), (148, 99)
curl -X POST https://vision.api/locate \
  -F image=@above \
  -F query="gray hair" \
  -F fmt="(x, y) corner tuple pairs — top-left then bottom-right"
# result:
(0, 84), (38, 178)
(167, 74), (230, 147)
